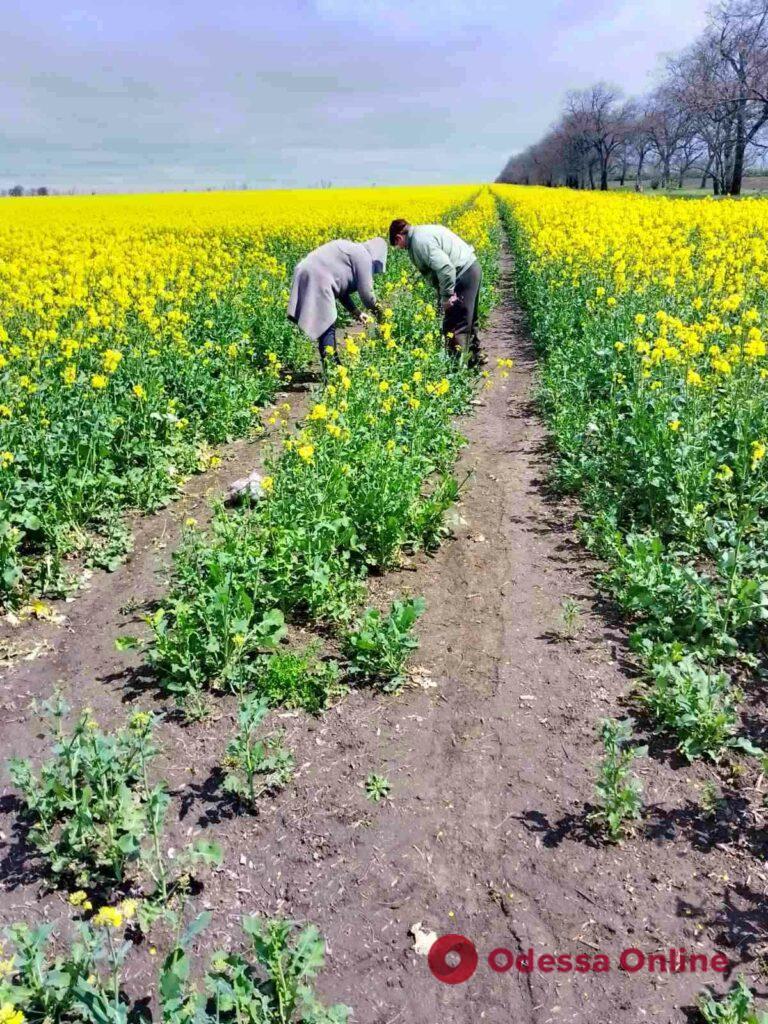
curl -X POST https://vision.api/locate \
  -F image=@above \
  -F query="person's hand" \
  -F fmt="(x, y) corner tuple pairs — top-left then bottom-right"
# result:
(443, 293), (458, 312)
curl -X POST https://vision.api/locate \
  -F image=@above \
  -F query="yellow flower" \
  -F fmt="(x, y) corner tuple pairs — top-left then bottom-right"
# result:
(308, 403), (328, 421)
(62, 364), (77, 385)
(90, 373), (108, 390)
(130, 710), (152, 732)
(102, 348), (123, 373)
(668, 420), (681, 432)
(0, 958), (15, 979)
(434, 378), (450, 396)
(297, 443), (314, 463)
(0, 451), (14, 469)
(379, 380), (390, 393)
(92, 906), (124, 929)
(132, 383), (146, 399)
(69, 890), (90, 907)
(0, 1004), (24, 1024)
(716, 464), (734, 483)
(711, 357), (732, 376)
(261, 475), (274, 492)
(751, 439), (766, 470)
(686, 369), (703, 387)
(120, 899), (138, 921)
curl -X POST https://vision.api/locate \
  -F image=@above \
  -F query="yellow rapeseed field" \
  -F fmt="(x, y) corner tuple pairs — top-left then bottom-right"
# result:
(0, 184), (479, 605)
(495, 185), (768, 756)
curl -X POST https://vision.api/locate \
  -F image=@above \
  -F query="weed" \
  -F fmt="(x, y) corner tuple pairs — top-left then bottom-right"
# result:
(364, 773), (391, 802)
(700, 781), (724, 819)
(252, 647), (342, 713)
(559, 597), (581, 639)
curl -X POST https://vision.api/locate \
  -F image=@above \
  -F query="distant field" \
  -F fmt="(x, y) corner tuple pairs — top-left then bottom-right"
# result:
(612, 174), (768, 196)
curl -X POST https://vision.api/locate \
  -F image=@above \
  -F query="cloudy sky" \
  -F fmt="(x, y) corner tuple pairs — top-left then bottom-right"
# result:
(2, 0), (710, 193)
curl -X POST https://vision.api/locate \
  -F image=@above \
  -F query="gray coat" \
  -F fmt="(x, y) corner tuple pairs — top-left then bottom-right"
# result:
(287, 237), (387, 340)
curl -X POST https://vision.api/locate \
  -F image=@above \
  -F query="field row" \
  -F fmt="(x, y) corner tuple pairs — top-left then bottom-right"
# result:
(0, 189), (500, 1024)
(495, 185), (768, 766)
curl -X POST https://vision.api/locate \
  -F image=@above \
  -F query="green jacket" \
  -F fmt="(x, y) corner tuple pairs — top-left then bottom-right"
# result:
(406, 224), (476, 304)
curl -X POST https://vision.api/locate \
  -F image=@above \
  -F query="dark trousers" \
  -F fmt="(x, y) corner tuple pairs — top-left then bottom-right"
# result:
(317, 323), (338, 366)
(443, 260), (482, 359)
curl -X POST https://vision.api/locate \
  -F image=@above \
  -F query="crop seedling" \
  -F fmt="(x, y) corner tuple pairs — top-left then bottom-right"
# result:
(699, 977), (768, 1024)
(643, 655), (742, 762)
(589, 717), (647, 843)
(8, 697), (221, 916)
(0, 912), (349, 1024)
(343, 597), (426, 690)
(0, 912), (133, 1024)
(160, 914), (350, 1024)
(410, 473), (462, 552)
(222, 694), (294, 811)
(8, 697), (158, 887)
(364, 773), (391, 802)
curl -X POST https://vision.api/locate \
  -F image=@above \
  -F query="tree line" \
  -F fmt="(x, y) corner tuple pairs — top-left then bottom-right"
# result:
(497, 0), (768, 195)
(4, 186), (50, 197)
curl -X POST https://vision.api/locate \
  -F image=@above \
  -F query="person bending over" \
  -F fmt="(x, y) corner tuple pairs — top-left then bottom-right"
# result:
(388, 218), (482, 364)
(287, 237), (386, 368)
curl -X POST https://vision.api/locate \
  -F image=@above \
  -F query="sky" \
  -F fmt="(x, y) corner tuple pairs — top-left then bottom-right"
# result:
(1, 0), (711, 194)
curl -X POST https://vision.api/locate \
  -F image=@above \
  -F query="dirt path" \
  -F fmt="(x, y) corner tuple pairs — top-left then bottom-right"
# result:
(2, 250), (766, 1022)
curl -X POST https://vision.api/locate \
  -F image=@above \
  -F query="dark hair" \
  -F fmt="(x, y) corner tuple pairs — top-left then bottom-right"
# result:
(388, 218), (409, 245)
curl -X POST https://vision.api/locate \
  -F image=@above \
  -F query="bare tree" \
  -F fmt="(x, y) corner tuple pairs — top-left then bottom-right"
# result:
(644, 87), (693, 187)
(628, 104), (657, 190)
(565, 83), (634, 189)
(714, 0), (768, 193)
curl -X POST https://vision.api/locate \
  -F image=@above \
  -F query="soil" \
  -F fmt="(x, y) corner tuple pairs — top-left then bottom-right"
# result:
(2, 249), (767, 1024)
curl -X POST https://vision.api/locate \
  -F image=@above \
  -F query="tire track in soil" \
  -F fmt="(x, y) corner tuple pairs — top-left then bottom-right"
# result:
(2, 253), (766, 1022)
